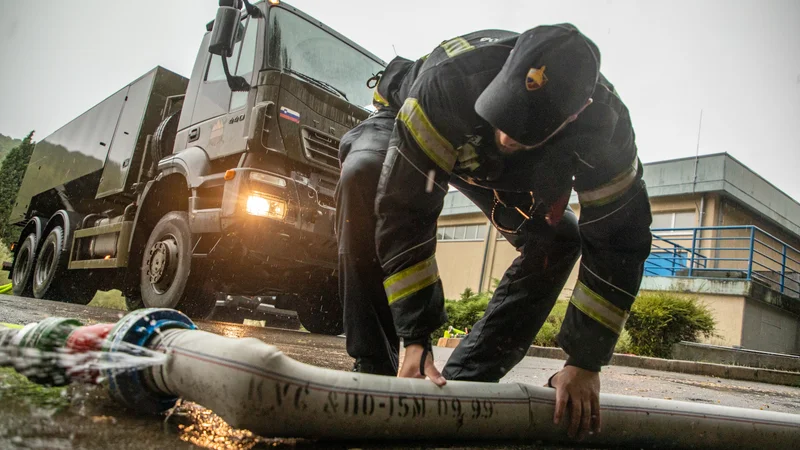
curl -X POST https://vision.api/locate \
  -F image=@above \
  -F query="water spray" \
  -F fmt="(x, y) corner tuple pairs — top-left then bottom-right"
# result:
(2, 309), (798, 448)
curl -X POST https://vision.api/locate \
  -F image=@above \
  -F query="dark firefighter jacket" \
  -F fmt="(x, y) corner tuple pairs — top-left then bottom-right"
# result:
(369, 31), (653, 372)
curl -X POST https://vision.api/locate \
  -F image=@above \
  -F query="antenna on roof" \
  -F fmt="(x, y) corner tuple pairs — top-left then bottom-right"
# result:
(691, 109), (703, 192)
(695, 109), (703, 159)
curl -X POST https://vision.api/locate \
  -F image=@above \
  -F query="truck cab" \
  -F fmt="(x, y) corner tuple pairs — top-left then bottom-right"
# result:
(8, 0), (385, 334)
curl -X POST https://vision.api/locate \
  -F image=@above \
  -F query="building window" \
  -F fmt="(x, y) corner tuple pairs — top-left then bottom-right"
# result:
(437, 224), (487, 241)
(651, 211), (696, 233)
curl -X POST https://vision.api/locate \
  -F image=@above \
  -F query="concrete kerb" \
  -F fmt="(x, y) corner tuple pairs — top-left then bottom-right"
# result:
(436, 338), (800, 387)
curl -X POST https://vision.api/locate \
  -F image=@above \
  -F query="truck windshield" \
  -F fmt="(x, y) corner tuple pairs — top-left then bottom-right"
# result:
(267, 7), (384, 109)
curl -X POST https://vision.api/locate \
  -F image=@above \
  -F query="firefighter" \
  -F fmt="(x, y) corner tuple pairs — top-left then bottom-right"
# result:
(336, 24), (652, 438)
(336, 29), (519, 376)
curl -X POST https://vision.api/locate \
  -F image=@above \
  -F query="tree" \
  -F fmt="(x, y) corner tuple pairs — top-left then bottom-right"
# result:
(0, 131), (36, 245)
(0, 133), (22, 164)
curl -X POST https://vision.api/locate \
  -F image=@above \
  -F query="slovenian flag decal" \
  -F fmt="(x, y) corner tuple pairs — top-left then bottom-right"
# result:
(279, 106), (301, 123)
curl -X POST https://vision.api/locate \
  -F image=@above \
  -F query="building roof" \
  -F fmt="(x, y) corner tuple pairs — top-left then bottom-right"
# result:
(441, 153), (800, 238)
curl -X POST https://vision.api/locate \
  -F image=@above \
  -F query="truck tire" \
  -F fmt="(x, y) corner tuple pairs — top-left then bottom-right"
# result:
(11, 233), (37, 297)
(139, 211), (215, 318)
(31, 226), (94, 304)
(296, 292), (343, 335)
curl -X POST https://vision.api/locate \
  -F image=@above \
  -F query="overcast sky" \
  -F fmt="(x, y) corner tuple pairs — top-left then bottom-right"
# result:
(1, 0), (798, 198)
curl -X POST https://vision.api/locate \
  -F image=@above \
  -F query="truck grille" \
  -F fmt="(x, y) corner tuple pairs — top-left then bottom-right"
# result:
(301, 128), (340, 170)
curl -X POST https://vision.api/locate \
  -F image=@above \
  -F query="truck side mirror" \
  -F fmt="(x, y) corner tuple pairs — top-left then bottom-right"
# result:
(208, 1), (251, 92)
(209, 6), (242, 57)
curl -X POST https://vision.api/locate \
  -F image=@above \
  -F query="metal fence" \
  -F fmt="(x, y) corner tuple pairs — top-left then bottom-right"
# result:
(647, 226), (800, 298)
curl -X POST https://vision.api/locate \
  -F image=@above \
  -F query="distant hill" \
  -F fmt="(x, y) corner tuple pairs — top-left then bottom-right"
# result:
(0, 133), (22, 165)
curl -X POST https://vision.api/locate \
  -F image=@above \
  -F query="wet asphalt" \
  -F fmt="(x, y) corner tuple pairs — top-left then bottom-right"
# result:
(0, 295), (798, 450)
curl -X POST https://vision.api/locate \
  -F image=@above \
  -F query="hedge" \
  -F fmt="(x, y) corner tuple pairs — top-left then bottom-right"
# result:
(437, 287), (716, 359)
(625, 291), (716, 358)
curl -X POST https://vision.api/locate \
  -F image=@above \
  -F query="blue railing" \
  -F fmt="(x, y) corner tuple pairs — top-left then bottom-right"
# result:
(647, 226), (800, 298)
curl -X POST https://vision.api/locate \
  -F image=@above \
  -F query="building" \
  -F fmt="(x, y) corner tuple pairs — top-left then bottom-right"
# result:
(436, 153), (800, 355)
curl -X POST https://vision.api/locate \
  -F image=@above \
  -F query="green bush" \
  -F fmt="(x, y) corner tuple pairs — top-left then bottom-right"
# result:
(435, 286), (716, 361)
(532, 301), (569, 347)
(433, 288), (491, 341)
(625, 292), (716, 358)
(614, 329), (633, 354)
(435, 283), (571, 347)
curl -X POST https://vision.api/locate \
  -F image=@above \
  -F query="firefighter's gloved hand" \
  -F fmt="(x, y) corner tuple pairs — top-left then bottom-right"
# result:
(398, 342), (446, 387)
(547, 365), (601, 440)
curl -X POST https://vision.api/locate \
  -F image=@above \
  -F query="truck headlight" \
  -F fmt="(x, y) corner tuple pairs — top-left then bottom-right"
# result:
(245, 192), (287, 219)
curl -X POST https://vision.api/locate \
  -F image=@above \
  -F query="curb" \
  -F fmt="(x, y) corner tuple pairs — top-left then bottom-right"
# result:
(436, 338), (800, 387)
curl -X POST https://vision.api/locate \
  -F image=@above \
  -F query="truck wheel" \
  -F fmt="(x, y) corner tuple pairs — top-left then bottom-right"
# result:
(31, 226), (97, 304)
(11, 233), (37, 297)
(30, 226), (82, 303)
(139, 211), (214, 318)
(296, 292), (343, 335)
(32, 226), (67, 300)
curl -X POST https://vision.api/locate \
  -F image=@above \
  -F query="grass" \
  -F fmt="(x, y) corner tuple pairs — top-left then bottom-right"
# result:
(87, 290), (126, 310)
(0, 367), (70, 411)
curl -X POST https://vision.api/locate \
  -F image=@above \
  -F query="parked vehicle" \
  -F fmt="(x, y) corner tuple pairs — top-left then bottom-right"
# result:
(7, 0), (385, 334)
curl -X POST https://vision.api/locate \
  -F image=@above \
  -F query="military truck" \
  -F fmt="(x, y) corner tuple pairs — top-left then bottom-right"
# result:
(7, 0), (385, 334)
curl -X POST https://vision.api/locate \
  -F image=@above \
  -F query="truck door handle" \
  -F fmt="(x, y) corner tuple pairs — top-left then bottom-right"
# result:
(188, 128), (199, 142)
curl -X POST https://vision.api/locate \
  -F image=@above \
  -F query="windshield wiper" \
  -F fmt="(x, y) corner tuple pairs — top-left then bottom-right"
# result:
(282, 68), (348, 101)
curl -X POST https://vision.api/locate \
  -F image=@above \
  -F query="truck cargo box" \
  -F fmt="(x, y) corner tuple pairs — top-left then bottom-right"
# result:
(11, 66), (188, 224)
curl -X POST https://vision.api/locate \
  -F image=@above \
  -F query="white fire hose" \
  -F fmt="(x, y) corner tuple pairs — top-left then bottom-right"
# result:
(147, 328), (800, 448)
(3, 308), (798, 448)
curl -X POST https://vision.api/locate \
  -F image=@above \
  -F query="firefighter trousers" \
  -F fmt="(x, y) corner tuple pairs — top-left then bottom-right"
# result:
(441, 178), (582, 382)
(335, 113), (399, 375)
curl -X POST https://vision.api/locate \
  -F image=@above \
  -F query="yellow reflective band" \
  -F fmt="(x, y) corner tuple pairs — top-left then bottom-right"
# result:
(577, 159), (638, 208)
(373, 89), (389, 107)
(398, 98), (457, 172)
(441, 37), (474, 57)
(384, 256), (440, 304)
(570, 282), (629, 335)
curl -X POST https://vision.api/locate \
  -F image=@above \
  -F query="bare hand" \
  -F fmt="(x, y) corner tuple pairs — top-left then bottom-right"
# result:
(548, 366), (601, 439)
(398, 344), (446, 387)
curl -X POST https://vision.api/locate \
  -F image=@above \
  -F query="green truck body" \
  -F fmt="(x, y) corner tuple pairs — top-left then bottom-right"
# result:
(9, 1), (385, 334)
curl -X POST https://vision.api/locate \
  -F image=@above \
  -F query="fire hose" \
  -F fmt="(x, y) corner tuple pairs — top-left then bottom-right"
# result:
(1, 308), (798, 448)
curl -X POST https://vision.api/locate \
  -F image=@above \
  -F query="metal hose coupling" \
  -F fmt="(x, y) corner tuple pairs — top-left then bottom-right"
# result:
(101, 308), (196, 414)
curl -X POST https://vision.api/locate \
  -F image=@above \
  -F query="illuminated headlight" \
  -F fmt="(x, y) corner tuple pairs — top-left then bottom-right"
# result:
(245, 192), (287, 219)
